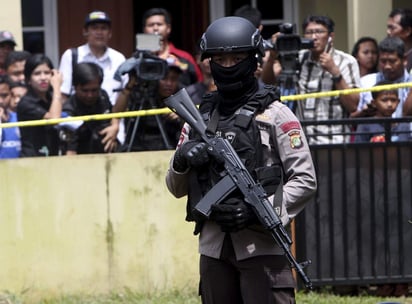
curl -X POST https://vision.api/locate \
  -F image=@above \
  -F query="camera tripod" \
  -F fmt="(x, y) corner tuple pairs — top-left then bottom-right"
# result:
(122, 80), (173, 152)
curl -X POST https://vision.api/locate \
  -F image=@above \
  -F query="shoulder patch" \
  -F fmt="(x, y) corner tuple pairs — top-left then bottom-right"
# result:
(289, 130), (303, 149)
(280, 121), (301, 133)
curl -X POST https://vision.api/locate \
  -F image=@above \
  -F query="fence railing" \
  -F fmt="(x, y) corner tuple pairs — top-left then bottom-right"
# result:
(300, 117), (412, 144)
(295, 117), (412, 288)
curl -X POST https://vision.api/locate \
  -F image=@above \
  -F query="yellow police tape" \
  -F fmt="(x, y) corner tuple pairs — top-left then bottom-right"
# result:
(1, 81), (412, 129)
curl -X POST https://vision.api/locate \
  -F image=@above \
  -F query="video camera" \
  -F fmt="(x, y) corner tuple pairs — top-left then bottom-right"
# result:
(264, 23), (314, 89)
(114, 34), (168, 81)
(267, 23), (314, 53)
(113, 34), (171, 152)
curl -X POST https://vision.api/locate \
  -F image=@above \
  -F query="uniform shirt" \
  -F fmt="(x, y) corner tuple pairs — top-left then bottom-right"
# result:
(0, 111), (21, 158)
(17, 90), (60, 157)
(295, 48), (361, 144)
(357, 70), (412, 118)
(165, 101), (317, 260)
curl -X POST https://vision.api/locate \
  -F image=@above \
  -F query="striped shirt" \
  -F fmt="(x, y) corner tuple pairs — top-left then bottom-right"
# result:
(295, 48), (360, 144)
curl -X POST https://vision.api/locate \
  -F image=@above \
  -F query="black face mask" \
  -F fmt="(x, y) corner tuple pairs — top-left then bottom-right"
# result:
(210, 54), (259, 114)
(210, 54), (258, 97)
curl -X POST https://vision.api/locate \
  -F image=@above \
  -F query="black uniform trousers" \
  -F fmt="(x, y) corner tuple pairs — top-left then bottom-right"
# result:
(199, 234), (296, 304)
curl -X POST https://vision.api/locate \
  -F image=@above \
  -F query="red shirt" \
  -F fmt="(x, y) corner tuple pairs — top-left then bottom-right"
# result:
(168, 42), (203, 83)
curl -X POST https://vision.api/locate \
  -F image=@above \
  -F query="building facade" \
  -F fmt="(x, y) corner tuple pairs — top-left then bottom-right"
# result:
(0, 0), (411, 69)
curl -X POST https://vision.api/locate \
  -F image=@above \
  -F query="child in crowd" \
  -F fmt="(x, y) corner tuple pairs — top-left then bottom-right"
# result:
(9, 81), (27, 112)
(354, 81), (411, 142)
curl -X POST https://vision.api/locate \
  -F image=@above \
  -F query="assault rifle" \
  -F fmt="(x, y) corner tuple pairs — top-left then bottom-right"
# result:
(164, 88), (313, 289)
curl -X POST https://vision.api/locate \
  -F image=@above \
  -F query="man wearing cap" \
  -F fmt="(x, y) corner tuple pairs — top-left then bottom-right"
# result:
(0, 31), (17, 75)
(58, 10), (127, 148)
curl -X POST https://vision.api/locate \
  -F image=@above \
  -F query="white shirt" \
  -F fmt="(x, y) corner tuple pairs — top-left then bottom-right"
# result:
(59, 44), (128, 144)
(59, 43), (127, 105)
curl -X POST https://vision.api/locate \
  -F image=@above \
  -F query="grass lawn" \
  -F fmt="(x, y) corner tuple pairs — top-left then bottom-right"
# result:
(1, 288), (411, 304)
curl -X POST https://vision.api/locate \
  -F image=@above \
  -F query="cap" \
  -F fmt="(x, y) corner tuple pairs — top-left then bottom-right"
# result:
(0, 31), (16, 46)
(84, 11), (111, 26)
(166, 55), (188, 73)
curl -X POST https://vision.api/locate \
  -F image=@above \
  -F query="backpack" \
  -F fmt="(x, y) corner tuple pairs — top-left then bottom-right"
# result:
(71, 47), (78, 73)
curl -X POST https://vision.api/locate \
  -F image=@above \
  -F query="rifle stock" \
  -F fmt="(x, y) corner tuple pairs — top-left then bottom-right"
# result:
(163, 88), (208, 142)
(164, 88), (313, 289)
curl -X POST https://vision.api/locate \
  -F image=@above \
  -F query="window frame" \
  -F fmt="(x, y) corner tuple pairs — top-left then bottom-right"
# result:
(21, 0), (59, 66)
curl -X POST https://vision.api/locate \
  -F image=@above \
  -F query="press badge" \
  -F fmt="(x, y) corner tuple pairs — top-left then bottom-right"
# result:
(305, 98), (316, 110)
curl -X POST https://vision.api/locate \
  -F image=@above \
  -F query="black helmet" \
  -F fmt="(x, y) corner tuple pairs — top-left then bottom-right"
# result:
(200, 16), (264, 60)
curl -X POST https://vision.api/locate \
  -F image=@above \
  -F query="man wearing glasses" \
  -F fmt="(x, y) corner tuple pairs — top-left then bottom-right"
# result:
(386, 8), (412, 74)
(262, 15), (360, 144)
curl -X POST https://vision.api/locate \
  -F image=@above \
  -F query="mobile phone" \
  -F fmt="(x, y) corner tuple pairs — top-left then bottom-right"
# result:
(324, 37), (332, 53)
(135, 33), (161, 52)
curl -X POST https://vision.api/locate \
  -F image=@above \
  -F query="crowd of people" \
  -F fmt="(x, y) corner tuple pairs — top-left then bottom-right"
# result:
(0, 4), (411, 302)
(262, 8), (412, 145)
(1, 7), (411, 159)
(0, 8), (199, 158)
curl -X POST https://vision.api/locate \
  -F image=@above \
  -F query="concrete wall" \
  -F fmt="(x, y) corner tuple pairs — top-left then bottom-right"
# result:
(0, 0), (23, 50)
(0, 151), (199, 300)
(347, 0), (391, 50)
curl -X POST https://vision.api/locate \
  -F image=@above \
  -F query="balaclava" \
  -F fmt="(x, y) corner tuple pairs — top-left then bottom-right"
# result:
(210, 53), (259, 115)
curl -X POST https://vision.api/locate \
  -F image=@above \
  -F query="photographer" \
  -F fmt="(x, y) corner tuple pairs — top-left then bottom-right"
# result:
(61, 62), (116, 155)
(109, 53), (184, 151)
(142, 7), (202, 86)
(261, 15), (361, 144)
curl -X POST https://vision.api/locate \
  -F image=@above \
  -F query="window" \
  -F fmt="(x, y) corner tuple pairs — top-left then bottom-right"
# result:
(21, 0), (59, 66)
(210, 0), (297, 39)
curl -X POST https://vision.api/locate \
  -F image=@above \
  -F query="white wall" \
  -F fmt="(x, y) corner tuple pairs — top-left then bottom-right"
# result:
(0, 0), (23, 49)
(0, 152), (199, 300)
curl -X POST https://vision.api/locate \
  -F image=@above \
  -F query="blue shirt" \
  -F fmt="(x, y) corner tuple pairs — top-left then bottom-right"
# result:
(354, 120), (412, 143)
(0, 111), (21, 159)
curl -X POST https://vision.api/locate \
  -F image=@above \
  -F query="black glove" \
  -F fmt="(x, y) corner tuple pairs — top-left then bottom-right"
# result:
(210, 197), (258, 233)
(173, 140), (210, 172)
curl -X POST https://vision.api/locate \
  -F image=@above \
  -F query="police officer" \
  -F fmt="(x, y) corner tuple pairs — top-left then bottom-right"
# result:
(165, 16), (317, 304)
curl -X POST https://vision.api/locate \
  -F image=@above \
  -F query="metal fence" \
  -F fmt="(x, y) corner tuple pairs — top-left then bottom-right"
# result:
(295, 117), (412, 288)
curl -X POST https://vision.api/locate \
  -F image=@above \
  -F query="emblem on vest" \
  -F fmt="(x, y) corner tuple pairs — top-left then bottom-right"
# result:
(224, 131), (236, 144)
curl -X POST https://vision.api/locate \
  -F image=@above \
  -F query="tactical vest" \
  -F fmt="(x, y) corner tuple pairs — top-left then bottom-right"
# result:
(186, 85), (283, 234)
